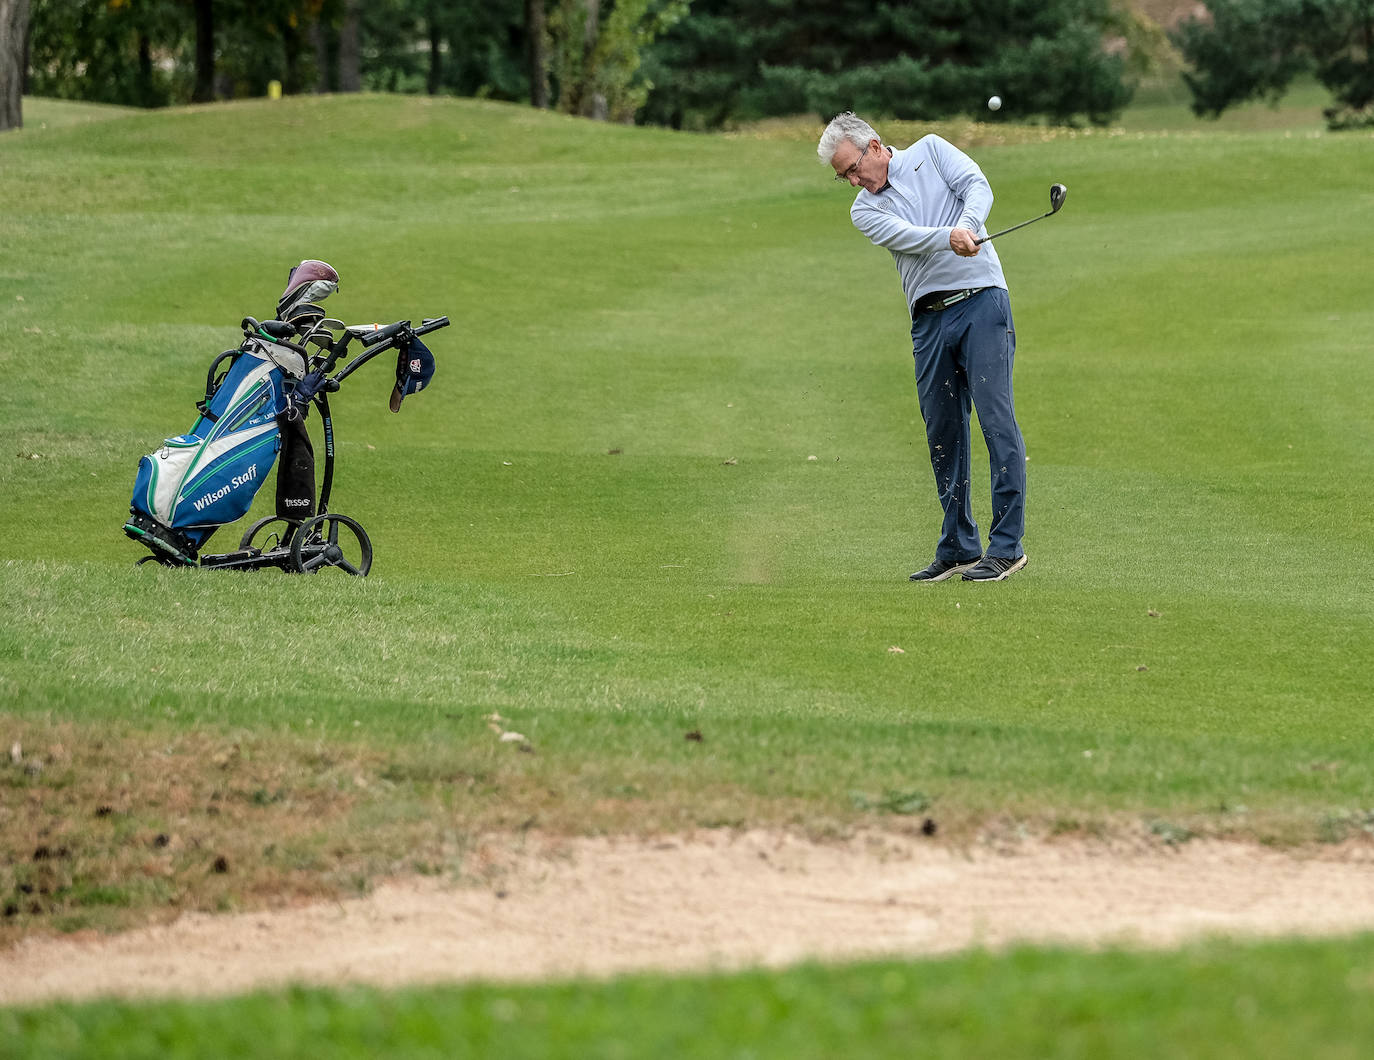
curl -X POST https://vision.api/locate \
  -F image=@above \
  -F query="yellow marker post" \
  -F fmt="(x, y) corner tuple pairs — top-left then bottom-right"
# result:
(268, 80), (282, 101)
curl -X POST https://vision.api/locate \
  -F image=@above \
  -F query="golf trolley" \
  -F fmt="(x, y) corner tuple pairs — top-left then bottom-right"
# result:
(124, 283), (448, 577)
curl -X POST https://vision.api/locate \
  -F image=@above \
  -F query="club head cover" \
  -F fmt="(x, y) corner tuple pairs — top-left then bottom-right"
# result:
(285, 302), (326, 334)
(277, 260), (340, 320)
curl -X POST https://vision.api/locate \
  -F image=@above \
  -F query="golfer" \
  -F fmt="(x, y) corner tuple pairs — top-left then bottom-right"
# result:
(818, 112), (1027, 582)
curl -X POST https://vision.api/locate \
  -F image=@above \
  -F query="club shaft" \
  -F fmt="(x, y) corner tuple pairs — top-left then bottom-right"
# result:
(974, 210), (1051, 245)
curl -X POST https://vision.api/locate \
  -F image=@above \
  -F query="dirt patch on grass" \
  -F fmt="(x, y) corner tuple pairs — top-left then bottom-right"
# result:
(0, 715), (835, 948)
(1, 721), (402, 945)
(4, 829), (1374, 1006)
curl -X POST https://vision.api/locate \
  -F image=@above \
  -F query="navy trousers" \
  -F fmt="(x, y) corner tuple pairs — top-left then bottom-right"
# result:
(909, 286), (1025, 562)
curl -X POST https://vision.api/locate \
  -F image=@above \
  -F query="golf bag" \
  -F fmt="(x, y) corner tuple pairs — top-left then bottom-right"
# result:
(124, 260), (447, 574)
(124, 327), (311, 564)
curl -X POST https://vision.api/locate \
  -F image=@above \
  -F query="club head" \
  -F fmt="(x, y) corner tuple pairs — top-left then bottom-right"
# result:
(1049, 183), (1068, 214)
(299, 317), (344, 345)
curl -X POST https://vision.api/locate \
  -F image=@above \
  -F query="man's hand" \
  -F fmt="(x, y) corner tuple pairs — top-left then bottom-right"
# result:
(949, 228), (980, 257)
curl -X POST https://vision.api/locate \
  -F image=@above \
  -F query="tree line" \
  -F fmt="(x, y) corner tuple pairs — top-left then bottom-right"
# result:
(2, 1), (1371, 133)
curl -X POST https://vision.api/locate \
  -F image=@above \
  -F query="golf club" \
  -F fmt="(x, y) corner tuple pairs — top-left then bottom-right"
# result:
(974, 183), (1067, 245)
(301, 318), (345, 350)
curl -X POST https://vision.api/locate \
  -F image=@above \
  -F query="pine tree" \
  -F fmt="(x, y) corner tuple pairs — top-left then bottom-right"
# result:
(641, 0), (1134, 129)
(1174, 0), (1374, 129)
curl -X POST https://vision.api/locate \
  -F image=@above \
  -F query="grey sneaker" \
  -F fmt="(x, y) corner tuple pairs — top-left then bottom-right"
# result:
(909, 555), (982, 582)
(961, 554), (1028, 581)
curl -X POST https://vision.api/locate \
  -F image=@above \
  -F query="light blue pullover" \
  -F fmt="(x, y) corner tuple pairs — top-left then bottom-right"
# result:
(850, 134), (1007, 314)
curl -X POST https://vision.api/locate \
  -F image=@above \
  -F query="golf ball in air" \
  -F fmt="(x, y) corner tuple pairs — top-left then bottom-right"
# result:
(987, 95), (1002, 111)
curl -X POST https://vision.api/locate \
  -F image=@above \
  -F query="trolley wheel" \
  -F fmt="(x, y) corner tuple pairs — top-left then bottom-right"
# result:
(289, 513), (372, 576)
(239, 516), (298, 551)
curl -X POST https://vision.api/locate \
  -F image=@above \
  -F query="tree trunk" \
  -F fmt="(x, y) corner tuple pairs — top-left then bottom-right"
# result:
(526, 0), (547, 109)
(192, 0), (215, 103)
(579, 0), (603, 120)
(426, 18), (442, 95)
(582, 0), (599, 52)
(281, 16), (302, 95)
(20, 0), (28, 95)
(137, 33), (155, 107)
(312, 17), (336, 92)
(0, 0), (29, 131)
(338, 0), (360, 92)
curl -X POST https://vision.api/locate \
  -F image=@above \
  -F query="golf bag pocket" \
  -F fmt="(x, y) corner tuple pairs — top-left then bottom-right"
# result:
(275, 413), (316, 520)
(128, 346), (289, 549)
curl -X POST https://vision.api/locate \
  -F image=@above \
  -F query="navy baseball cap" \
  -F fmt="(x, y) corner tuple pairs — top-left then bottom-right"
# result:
(390, 336), (435, 413)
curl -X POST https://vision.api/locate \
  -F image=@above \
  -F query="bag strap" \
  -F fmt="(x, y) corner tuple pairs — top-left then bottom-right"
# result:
(196, 350), (241, 421)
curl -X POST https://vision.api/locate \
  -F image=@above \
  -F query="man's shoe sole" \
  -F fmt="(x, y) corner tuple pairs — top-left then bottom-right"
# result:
(962, 555), (1029, 582)
(909, 558), (982, 582)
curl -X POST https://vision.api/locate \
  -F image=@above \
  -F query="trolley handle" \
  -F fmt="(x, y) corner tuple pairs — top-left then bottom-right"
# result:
(355, 321), (410, 348)
(414, 316), (450, 337)
(278, 313), (446, 388)
(329, 315), (436, 385)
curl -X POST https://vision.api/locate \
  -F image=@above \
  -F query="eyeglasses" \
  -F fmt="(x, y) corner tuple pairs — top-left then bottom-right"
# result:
(834, 143), (870, 184)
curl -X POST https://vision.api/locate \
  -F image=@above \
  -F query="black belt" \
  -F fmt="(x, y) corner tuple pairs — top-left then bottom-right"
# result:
(911, 287), (986, 318)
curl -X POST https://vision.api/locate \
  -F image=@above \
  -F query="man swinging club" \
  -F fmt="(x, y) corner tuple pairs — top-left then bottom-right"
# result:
(819, 112), (1028, 582)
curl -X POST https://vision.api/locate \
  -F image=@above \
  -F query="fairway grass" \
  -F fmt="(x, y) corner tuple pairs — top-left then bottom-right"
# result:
(3, 91), (1373, 1042)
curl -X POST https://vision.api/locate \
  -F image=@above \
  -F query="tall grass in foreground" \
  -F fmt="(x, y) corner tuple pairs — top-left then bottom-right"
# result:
(6, 934), (1374, 1058)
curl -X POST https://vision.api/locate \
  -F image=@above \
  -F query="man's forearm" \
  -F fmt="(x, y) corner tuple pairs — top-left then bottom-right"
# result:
(852, 207), (953, 256)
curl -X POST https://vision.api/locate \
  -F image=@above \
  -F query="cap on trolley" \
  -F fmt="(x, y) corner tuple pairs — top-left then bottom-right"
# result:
(390, 336), (435, 413)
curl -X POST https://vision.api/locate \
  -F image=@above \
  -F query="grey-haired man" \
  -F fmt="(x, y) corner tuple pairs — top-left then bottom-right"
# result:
(819, 111), (1027, 582)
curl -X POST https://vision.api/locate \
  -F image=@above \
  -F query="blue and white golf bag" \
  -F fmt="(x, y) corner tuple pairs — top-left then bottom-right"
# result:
(124, 259), (340, 564)
(123, 333), (307, 564)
